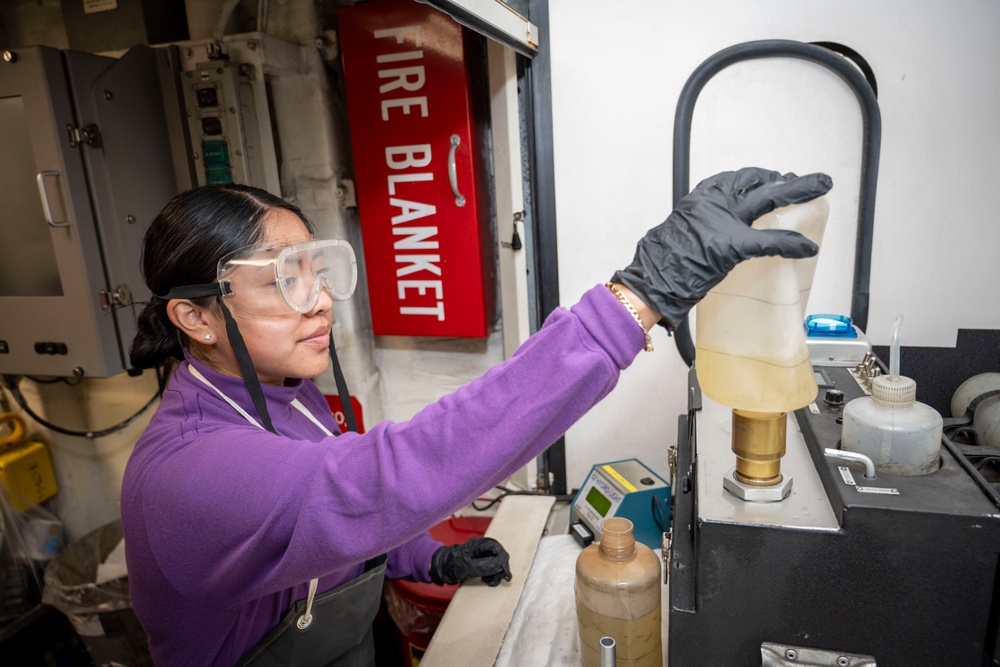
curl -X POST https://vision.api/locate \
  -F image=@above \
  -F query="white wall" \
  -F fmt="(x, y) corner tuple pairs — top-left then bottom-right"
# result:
(548, 0), (1000, 487)
(6, 0), (998, 538)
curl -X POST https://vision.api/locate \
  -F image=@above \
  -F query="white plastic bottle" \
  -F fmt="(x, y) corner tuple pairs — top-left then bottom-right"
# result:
(841, 316), (943, 475)
(696, 196), (829, 412)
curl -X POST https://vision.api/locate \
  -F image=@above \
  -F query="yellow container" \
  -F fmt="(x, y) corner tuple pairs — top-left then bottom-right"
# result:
(0, 413), (58, 511)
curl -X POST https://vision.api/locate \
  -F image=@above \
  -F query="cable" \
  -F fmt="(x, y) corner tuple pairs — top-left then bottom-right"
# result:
(652, 495), (670, 533)
(24, 375), (78, 386)
(470, 485), (575, 512)
(1, 368), (167, 440)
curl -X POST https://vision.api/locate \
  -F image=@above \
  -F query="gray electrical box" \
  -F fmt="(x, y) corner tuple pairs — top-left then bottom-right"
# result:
(174, 35), (283, 195)
(181, 60), (269, 188)
(0, 45), (181, 377)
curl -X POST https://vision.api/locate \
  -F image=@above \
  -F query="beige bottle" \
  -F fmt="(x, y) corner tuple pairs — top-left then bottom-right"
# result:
(696, 196), (830, 413)
(575, 517), (662, 666)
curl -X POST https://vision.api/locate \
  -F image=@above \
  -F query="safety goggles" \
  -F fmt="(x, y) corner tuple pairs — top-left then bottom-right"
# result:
(215, 239), (357, 317)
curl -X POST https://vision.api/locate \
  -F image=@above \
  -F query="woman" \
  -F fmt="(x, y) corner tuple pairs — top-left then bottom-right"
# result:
(121, 167), (831, 666)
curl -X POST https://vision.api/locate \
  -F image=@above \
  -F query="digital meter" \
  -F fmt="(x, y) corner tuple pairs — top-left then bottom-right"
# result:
(569, 458), (670, 550)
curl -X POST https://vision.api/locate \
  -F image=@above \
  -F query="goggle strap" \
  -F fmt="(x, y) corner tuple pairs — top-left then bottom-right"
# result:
(329, 332), (358, 433)
(160, 283), (220, 300)
(220, 299), (276, 434)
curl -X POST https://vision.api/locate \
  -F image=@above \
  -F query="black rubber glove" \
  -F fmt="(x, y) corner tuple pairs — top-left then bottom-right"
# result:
(429, 537), (512, 587)
(611, 167), (833, 328)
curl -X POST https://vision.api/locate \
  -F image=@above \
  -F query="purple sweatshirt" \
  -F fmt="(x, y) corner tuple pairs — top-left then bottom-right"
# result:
(120, 285), (644, 666)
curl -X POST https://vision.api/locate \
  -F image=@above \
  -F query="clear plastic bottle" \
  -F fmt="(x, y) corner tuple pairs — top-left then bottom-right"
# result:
(841, 375), (942, 474)
(841, 316), (943, 475)
(695, 196), (829, 412)
(575, 517), (661, 666)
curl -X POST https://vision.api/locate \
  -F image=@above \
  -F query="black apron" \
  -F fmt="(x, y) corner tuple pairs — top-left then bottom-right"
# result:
(235, 555), (388, 667)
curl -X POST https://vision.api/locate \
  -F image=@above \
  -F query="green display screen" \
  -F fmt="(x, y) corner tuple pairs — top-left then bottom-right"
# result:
(586, 486), (612, 517)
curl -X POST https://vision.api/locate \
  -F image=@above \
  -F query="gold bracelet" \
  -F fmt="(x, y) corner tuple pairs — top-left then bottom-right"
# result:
(605, 283), (653, 352)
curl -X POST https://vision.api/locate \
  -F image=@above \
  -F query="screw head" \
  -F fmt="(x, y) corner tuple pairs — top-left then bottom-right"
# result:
(785, 649), (798, 660)
(3, 50), (17, 63)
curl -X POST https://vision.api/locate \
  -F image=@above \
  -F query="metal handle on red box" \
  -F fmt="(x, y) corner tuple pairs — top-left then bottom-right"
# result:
(448, 134), (466, 207)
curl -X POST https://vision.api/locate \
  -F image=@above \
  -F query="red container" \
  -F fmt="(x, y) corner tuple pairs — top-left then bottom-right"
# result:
(384, 515), (492, 665)
(338, 0), (496, 338)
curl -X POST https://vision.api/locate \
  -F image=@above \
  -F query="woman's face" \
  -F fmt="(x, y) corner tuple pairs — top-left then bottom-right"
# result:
(206, 209), (334, 385)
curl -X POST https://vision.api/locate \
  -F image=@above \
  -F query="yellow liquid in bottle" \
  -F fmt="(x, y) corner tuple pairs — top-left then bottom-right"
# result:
(695, 345), (816, 413)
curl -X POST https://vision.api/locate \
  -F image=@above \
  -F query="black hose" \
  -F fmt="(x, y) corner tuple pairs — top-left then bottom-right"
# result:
(1, 371), (165, 439)
(672, 39), (882, 367)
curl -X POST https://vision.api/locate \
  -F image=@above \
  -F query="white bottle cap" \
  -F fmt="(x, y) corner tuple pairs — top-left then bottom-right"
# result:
(871, 375), (917, 407)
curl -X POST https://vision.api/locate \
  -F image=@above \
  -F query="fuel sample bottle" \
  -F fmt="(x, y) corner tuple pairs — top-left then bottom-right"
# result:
(841, 316), (942, 474)
(575, 517), (661, 666)
(695, 196), (830, 489)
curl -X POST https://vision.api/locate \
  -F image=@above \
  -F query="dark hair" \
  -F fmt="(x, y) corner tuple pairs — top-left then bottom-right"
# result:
(130, 184), (314, 369)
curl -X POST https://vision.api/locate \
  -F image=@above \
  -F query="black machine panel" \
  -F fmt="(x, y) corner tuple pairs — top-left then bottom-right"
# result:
(668, 366), (1000, 666)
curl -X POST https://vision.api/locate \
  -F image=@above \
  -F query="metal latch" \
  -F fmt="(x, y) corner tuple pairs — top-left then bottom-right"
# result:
(761, 642), (876, 667)
(66, 123), (102, 148)
(662, 529), (672, 585)
(100, 286), (132, 310)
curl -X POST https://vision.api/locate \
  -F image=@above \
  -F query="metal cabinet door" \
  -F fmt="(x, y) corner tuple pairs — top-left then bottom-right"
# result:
(64, 46), (181, 376)
(0, 45), (120, 377)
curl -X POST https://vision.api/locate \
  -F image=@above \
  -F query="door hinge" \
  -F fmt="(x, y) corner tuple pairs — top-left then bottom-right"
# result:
(100, 285), (132, 310)
(66, 123), (103, 149)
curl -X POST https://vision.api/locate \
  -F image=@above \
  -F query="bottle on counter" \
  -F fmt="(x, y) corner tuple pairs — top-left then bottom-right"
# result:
(575, 517), (661, 666)
(841, 316), (942, 475)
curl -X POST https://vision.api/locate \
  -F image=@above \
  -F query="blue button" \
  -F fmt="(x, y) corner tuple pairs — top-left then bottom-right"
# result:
(804, 314), (858, 338)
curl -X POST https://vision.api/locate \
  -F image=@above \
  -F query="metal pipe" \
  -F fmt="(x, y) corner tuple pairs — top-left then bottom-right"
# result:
(672, 39), (882, 367)
(824, 447), (876, 479)
(600, 636), (617, 667)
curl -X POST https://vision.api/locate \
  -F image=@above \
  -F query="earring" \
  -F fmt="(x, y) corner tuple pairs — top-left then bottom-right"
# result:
(204, 333), (212, 341)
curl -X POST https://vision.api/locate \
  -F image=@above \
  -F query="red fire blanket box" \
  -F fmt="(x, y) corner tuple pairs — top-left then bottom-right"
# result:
(339, 0), (497, 338)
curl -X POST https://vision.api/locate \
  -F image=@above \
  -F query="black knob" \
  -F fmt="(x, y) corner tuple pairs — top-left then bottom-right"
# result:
(824, 389), (845, 406)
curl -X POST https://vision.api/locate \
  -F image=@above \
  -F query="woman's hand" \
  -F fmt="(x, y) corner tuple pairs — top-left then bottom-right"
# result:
(611, 167), (832, 328)
(429, 537), (512, 587)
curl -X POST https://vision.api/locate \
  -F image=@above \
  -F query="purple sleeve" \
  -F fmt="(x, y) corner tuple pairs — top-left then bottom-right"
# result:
(386, 531), (442, 582)
(142, 285), (645, 602)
